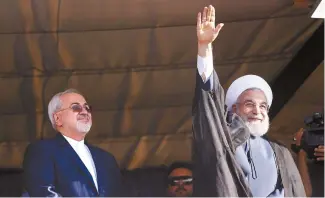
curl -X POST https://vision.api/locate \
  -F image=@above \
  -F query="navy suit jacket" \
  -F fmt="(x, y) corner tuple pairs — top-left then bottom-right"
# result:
(23, 133), (122, 197)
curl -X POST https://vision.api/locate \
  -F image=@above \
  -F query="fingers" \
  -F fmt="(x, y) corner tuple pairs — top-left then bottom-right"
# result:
(315, 149), (324, 153)
(202, 5), (215, 23)
(197, 12), (202, 30)
(314, 146), (324, 161)
(206, 5), (215, 22)
(315, 146), (325, 152)
(314, 152), (324, 156)
(202, 7), (208, 23)
(210, 5), (215, 23)
(214, 23), (224, 35)
(207, 5), (211, 22)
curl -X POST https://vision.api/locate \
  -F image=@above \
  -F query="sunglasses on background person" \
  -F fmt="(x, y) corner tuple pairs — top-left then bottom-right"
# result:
(168, 176), (193, 186)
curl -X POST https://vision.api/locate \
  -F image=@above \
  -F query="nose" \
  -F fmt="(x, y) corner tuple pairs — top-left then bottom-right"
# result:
(175, 180), (185, 187)
(80, 106), (90, 114)
(252, 105), (261, 115)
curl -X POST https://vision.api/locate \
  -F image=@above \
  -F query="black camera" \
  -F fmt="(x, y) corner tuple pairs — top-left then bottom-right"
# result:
(291, 112), (324, 160)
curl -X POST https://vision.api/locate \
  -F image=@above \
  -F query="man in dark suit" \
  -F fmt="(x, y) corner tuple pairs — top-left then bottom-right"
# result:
(23, 89), (122, 197)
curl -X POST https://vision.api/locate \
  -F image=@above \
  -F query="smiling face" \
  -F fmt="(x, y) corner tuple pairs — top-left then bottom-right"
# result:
(53, 93), (92, 140)
(232, 88), (270, 137)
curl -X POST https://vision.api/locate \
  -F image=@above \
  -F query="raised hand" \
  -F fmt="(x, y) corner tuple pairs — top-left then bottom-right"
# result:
(197, 5), (224, 45)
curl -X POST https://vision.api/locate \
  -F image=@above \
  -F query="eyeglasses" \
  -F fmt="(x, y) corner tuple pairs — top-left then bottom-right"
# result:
(238, 101), (269, 112)
(56, 103), (92, 114)
(168, 176), (193, 186)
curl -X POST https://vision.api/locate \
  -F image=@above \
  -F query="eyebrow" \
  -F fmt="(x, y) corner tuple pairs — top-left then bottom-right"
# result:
(244, 99), (267, 105)
(71, 102), (88, 106)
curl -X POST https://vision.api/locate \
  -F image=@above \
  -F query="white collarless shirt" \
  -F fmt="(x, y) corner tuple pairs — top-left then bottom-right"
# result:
(63, 135), (98, 191)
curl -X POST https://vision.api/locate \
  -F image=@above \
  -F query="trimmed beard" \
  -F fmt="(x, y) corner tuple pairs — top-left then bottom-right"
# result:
(76, 121), (92, 133)
(241, 114), (270, 137)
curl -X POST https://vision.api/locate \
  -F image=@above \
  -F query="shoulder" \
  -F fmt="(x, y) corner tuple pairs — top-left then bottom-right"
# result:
(263, 137), (294, 158)
(23, 137), (58, 166)
(267, 139), (295, 162)
(25, 137), (57, 154)
(271, 141), (288, 150)
(263, 136), (288, 150)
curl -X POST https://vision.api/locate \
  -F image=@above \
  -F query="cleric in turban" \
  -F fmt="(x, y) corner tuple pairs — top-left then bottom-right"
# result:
(191, 5), (306, 197)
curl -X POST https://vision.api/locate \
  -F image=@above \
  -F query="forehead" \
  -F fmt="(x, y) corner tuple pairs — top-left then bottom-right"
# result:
(237, 89), (267, 103)
(60, 93), (87, 106)
(169, 168), (192, 177)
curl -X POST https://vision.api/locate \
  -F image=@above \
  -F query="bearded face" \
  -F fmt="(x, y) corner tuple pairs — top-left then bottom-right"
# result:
(240, 113), (270, 137)
(54, 93), (93, 139)
(76, 118), (92, 133)
(233, 89), (270, 137)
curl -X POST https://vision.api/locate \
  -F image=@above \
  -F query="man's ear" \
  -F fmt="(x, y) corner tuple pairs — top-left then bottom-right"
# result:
(232, 104), (237, 113)
(54, 113), (62, 127)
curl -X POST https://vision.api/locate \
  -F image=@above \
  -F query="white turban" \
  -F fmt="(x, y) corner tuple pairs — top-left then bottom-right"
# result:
(225, 75), (273, 111)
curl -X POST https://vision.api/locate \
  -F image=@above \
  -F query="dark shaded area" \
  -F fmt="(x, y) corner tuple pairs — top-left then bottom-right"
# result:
(307, 161), (324, 197)
(2, 162), (323, 197)
(0, 169), (24, 197)
(0, 167), (169, 197)
(121, 166), (168, 197)
(269, 22), (324, 120)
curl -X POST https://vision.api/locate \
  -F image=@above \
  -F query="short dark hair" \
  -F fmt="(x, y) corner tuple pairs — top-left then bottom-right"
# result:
(167, 161), (193, 176)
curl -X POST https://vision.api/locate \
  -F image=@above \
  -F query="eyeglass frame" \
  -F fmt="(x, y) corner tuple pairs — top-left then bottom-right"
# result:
(236, 99), (269, 113)
(55, 102), (92, 114)
(168, 176), (193, 186)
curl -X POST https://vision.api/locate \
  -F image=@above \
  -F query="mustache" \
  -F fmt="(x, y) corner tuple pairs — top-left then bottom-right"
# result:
(77, 114), (90, 120)
(242, 114), (264, 122)
(175, 186), (186, 192)
(248, 116), (262, 120)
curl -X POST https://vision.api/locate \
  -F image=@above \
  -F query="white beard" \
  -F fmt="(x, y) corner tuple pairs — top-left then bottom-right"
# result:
(76, 121), (92, 133)
(242, 115), (270, 137)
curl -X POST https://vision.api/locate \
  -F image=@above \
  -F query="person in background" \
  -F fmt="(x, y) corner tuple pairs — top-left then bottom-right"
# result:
(294, 129), (324, 197)
(166, 162), (193, 197)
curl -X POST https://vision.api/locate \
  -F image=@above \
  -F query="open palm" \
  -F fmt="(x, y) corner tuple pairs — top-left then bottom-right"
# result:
(197, 5), (224, 45)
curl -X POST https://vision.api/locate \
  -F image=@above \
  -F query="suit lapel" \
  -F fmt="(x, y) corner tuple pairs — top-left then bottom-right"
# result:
(87, 144), (106, 195)
(55, 133), (98, 193)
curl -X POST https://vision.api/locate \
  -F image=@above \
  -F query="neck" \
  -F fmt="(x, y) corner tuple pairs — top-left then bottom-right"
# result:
(58, 129), (85, 141)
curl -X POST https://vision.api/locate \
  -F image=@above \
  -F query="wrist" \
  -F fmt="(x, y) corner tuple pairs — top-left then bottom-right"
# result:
(198, 43), (212, 57)
(298, 149), (307, 157)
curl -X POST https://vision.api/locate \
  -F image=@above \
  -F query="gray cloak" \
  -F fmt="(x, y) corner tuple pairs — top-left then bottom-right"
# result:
(192, 70), (306, 197)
